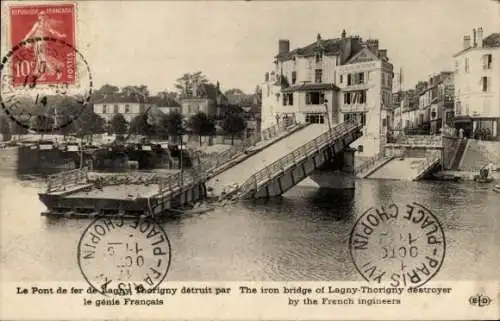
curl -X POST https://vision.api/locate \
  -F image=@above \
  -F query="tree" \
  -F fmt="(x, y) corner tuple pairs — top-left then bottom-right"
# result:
(74, 110), (106, 142)
(160, 111), (184, 142)
(10, 121), (28, 136)
(254, 85), (262, 105)
(121, 85), (149, 101)
(30, 115), (55, 138)
(225, 88), (254, 107)
(221, 113), (246, 145)
(175, 72), (209, 98)
(129, 112), (154, 136)
(0, 116), (11, 141)
(96, 84), (120, 96)
(188, 112), (215, 146)
(109, 113), (128, 135)
(58, 115), (76, 138)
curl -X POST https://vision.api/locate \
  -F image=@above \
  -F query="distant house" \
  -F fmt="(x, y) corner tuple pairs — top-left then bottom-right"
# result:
(181, 82), (228, 118)
(93, 95), (156, 123)
(94, 94), (180, 123)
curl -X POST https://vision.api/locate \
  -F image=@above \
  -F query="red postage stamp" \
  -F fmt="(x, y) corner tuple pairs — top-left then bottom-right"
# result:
(8, 3), (76, 86)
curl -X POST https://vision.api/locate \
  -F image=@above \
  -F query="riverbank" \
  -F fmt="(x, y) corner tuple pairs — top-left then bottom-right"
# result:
(438, 170), (499, 181)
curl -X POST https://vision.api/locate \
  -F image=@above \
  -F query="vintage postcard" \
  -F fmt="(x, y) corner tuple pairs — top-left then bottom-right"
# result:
(0, 0), (499, 320)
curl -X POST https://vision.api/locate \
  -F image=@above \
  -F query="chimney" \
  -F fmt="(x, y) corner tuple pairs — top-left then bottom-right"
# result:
(476, 27), (483, 47)
(366, 39), (379, 54)
(473, 28), (477, 47)
(341, 29), (346, 39)
(265, 72), (269, 82)
(278, 39), (290, 55)
(378, 49), (387, 61)
(463, 35), (471, 49)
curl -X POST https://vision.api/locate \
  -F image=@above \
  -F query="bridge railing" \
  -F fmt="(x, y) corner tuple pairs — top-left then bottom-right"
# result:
(155, 169), (207, 195)
(190, 120), (300, 173)
(393, 135), (443, 147)
(46, 168), (89, 192)
(237, 120), (361, 197)
(414, 152), (441, 179)
(353, 152), (385, 176)
(150, 120), (309, 198)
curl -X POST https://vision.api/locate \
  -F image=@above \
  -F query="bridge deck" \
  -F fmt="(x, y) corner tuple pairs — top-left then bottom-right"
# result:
(207, 124), (331, 195)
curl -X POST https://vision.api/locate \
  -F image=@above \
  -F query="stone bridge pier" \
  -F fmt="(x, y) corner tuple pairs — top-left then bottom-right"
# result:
(300, 148), (356, 190)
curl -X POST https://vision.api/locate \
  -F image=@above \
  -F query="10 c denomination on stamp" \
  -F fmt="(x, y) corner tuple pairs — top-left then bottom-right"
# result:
(349, 202), (446, 288)
(77, 218), (172, 295)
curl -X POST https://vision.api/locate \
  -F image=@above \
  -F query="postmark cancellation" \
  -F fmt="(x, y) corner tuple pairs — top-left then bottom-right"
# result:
(349, 202), (446, 289)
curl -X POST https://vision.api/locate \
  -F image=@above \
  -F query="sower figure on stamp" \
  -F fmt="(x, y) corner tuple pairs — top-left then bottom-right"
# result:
(22, 11), (67, 79)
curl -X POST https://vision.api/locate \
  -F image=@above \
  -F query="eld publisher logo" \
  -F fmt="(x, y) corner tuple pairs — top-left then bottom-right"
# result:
(469, 294), (492, 307)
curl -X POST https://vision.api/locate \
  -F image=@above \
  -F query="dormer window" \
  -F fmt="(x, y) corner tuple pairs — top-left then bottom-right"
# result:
(315, 53), (323, 63)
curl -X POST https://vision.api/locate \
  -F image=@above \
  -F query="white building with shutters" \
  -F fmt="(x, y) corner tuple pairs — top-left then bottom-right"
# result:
(260, 30), (393, 157)
(453, 28), (500, 140)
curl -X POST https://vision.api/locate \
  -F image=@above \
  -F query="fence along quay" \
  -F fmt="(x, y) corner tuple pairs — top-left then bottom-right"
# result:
(39, 121), (297, 218)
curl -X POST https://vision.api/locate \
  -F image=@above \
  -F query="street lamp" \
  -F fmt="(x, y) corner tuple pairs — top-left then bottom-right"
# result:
(324, 98), (332, 137)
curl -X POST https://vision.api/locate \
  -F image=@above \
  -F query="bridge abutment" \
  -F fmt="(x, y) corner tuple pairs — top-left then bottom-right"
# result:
(300, 148), (356, 190)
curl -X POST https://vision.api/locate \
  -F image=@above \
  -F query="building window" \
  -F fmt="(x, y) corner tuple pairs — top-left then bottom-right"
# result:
(305, 113), (324, 124)
(125, 104), (130, 114)
(483, 54), (492, 70)
(102, 104), (107, 114)
(347, 74), (352, 86)
(315, 53), (322, 63)
(344, 91), (367, 105)
(306, 92), (325, 105)
(357, 72), (365, 84)
(455, 101), (462, 115)
(357, 145), (364, 152)
(344, 112), (366, 126)
(292, 71), (297, 84)
(113, 104), (119, 114)
(276, 93), (280, 102)
(465, 57), (469, 72)
(340, 75), (343, 83)
(314, 69), (323, 83)
(283, 93), (294, 106)
(482, 76), (488, 92)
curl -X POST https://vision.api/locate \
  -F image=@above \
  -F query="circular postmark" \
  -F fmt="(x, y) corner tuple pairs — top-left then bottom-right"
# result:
(77, 217), (172, 295)
(349, 202), (446, 288)
(0, 37), (92, 133)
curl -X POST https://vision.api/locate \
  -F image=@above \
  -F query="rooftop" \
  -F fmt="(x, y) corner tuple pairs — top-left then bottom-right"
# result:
(276, 37), (347, 61)
(454, 32), (500, 56)
(94, 94), (180, 107)
(483, 33), (500, 48)
(281, 83), (340, 93)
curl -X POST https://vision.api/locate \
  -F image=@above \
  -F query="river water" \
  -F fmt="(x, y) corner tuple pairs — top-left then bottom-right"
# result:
(0, 176), (498, 282)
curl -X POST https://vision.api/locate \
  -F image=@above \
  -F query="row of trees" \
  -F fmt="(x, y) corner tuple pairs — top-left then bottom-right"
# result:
(107, 109), (247, 145)
(1, 108), (248, 145)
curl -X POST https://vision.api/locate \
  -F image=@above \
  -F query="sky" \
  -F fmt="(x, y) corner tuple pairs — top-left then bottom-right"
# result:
(7, 0), (499, 95)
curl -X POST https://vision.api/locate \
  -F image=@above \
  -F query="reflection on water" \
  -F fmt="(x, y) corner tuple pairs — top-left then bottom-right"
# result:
(0, 175), (499, 282)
